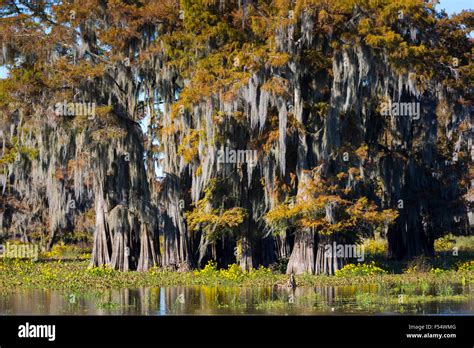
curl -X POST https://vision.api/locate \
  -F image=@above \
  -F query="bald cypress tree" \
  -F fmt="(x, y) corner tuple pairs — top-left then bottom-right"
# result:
(0, 0), (471, 273)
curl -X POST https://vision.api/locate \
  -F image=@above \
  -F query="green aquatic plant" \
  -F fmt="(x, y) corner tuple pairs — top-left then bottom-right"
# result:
(85, 265), (116, 277)
(434, 234), (456, 253)
(335, 262), (387, 277)
(0, 259), (471, 293)
(457, 260), (474, 272)
(192, 260), (275, 284)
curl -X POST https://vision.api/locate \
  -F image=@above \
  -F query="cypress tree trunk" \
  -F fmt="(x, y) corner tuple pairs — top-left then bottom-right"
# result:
(162, 213), (180, 269)
(286, 172), (316, 274)
(137, 222), (160, 271)
(275, 232), (291, 260)
(160, 174), (192, 270)
(46, 227), (56, 252)
(89, 126), (159, 271)
(108, 205), (131, 271)
(239, 234), (253, 271)
(286, 229), (316, 274)
(90, 191), (111, 267)
(314, 235), (343, 275)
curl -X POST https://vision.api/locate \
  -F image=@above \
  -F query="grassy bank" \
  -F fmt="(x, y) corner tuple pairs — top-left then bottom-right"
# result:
(0, 235), (473, 294)
(0, 258), (472, 294)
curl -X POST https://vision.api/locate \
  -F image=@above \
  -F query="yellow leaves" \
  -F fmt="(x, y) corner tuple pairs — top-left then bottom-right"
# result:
(187, 210), (218, 232)
(262, 129), (280, 153)
(373, 0), (428, 26)
(0, 67), (46, 108)
(408, 44), (428, 57)
(348, 167), (360, 176)
(265, 172), (399, 236)
(267, 52), (290, 68)
(186, 179), (248, 236)
(378, 209), (399, 225)
(357, 18), (372, 36)
(354, 1), (437, 75)
(264, 202), (297, 226)
(347, 197), (370, 216)
(170, 102), (189, 120)
(337, 172), (347, 180)
(160, 123), (180, 137)
(177, 129), (203, 164)
(46, 58), (105, 99)
(265, 193), (341, 234)
(365, 28), (403, 50)
(312, 102), (329, 119)
(389, 42), (427, 62)
(0, 135), (39, 168)
(94, 105), (113, 119)
(363, 237), (387, 255)
(196, 165), (203, 177)
(99, 27), (139, 52)
(318, 9), (330, 23)
(176, 47), (252, 105)
(220, 208), (248, 228)
(347, 197), (398, 226)
(186, 204), (247, 235)
(261, 76), (289, 97)
(355, 145), (368, 160)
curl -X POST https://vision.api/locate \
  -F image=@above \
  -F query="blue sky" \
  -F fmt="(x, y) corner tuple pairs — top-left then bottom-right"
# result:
(439, 0), (473, 14)
(0, 2), (471, 79)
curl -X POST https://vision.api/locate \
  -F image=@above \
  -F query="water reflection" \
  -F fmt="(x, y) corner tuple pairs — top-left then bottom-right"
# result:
(0, 285), (472, 315)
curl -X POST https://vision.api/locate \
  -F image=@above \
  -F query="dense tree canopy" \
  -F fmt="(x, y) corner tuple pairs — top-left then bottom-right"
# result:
(0, 0), (472, 274)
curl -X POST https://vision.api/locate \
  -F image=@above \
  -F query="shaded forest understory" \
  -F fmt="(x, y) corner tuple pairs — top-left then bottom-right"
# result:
(0, 0), (473, 276)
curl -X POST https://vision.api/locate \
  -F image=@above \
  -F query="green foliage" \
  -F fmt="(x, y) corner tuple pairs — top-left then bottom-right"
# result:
(41, 242), (90, 260)
(335, 262), (387, 277)
(0, 259), (471, 294)
(451, 235), (474, 251)
(430, 267), (447, 275)
(457, 260), (474, 273)
(0, 136), (40, 168)
(434, 234), (455, 252)
(363, 238), (388, 256)
(60, 231), (93, 245)
(405, 256), (433, 273)
(85, 265), (116, 277)
(192, 260), (274, 283)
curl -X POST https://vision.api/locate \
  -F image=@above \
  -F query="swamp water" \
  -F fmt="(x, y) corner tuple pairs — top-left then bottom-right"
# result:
(0, 284), (472, 315)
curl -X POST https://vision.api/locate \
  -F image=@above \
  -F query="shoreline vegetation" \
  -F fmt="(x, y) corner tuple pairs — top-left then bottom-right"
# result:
(1, 256), (471, 314)
(1, 248), (472, 314)
(0, 259), (472, 296)
(0, 257), (472, 294)
(0, 235), (472, 294)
